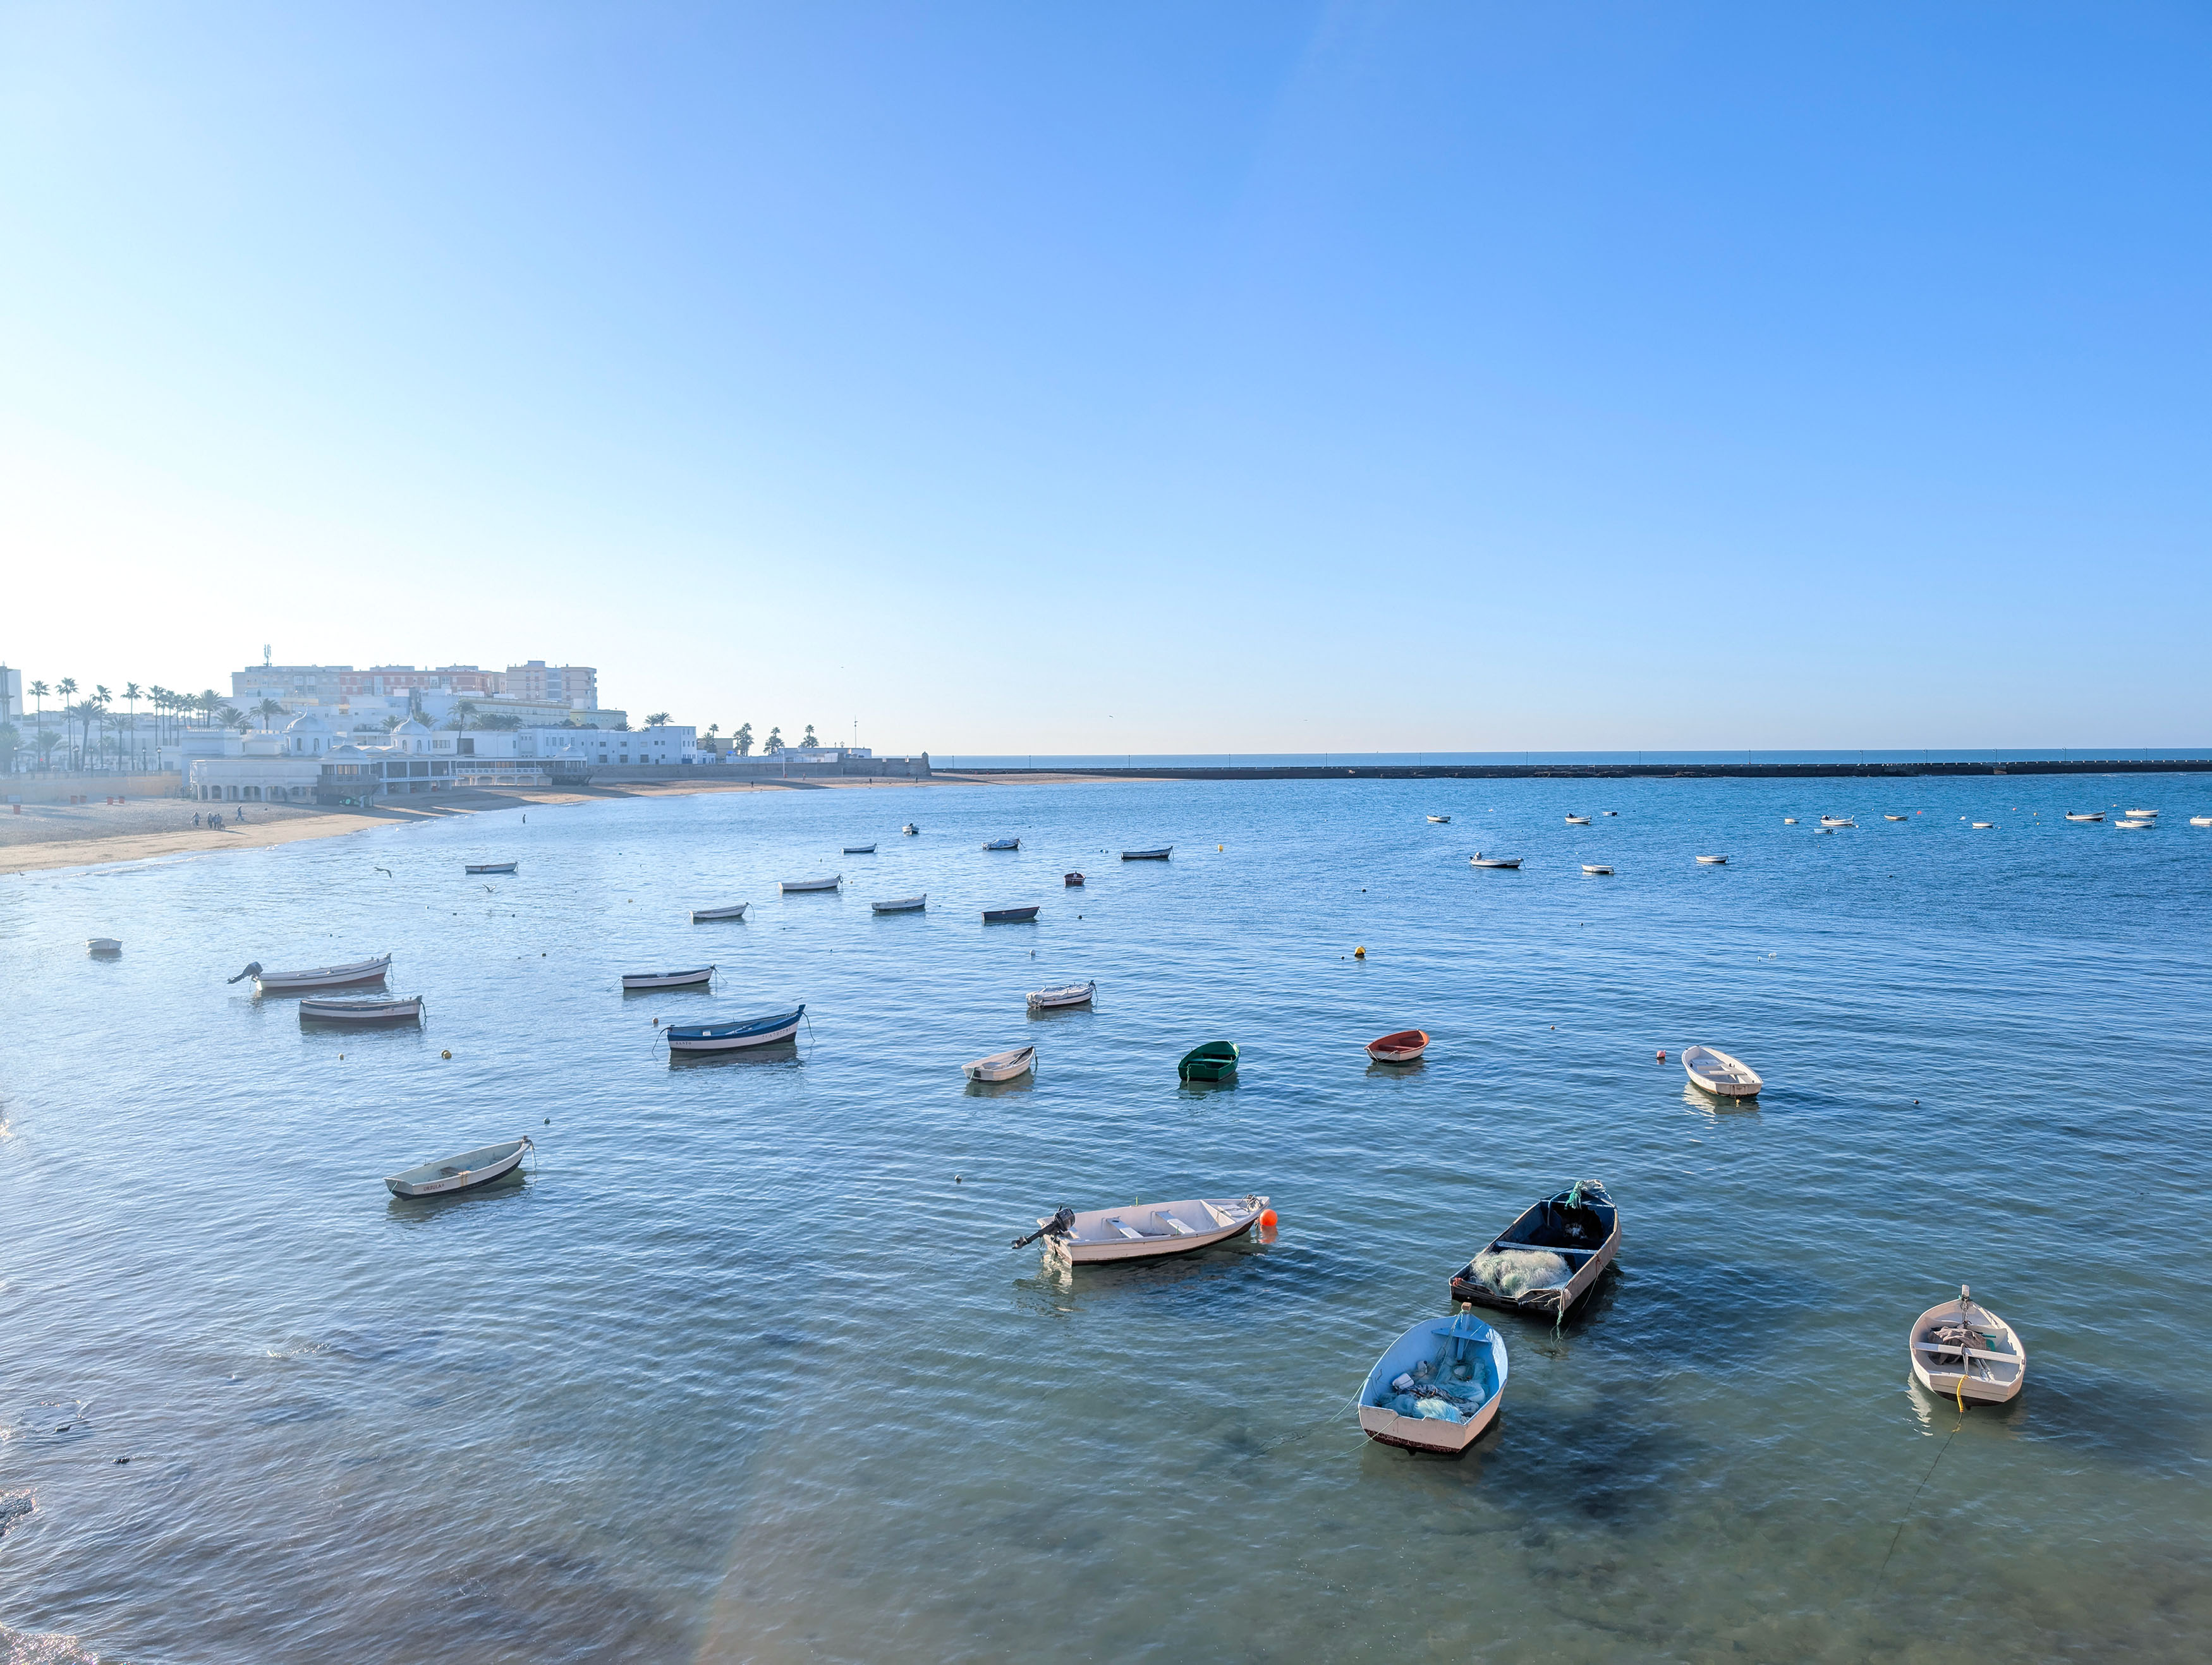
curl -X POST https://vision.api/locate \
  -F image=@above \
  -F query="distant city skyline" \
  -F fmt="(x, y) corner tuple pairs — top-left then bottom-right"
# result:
(5, 4), (2209, 752)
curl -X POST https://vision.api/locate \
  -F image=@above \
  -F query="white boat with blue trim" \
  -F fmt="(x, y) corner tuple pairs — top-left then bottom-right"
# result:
(665, 1005), (804, 1053)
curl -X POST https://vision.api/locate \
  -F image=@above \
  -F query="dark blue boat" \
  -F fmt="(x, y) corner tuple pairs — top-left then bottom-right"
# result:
(983, 905), (1040, 923)
(664, 1005), (804, 1053)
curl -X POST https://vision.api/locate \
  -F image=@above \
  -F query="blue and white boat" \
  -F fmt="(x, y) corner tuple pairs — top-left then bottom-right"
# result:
(1356, 1308), (1509, 1455)
(664, 1005), (805, 1053)
(983, 837), (1020, 851)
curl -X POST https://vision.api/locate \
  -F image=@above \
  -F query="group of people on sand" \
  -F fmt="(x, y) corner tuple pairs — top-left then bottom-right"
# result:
(193, 808), (243, 829)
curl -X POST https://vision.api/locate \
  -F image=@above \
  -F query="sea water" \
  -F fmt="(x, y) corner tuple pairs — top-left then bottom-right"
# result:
(1, 776), (2206, 1661)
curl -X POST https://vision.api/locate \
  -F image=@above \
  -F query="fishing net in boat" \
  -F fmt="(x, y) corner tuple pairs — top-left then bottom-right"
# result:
(1468, 1247), (1572, 1298)
(1384, 1355), (1488, 1422)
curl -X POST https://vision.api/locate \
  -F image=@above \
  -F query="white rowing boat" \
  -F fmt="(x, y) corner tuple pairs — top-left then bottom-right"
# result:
(964, 1045), (1035, 1082)
(2065, 811), (2103, 821)
(386, 1137), (532, 1199)
(779, 875), (841, 892)
(1469, 854), (1521, 869)
(1357, 1308), (1508, 1455)
(300, 995), (422, 1024)
(872, 895), (927, 913)
(1972, 821), (1995, 829)
(1820, 816), (1854, 827)
(843, 843), (877, 854)
(1015, 1194), (1268, 1265)
(621, 966), (714, 990)
(1883, 814), (1908, 821)
(1121, 847), (1172, 860)
(691, 902), (749, 922)
(2115, 819), (2151, 830)
(1696, 855), (1728, 864)
(465, 862), (517, 875)
(2127, 808), (2156, 818)
(2192, 816), (2212, 828)
(1909, 1285), (2026, 1405)
(1682, 1044), (1762, 1098)
(232, 954), (392, 995)
(87, 937), (122, 955)
(1027, 979), (1095, 1010)
(1583, 864), (1612, 875)
(1564, 814), (1591, 825)
(1426, 814), (1451, 823)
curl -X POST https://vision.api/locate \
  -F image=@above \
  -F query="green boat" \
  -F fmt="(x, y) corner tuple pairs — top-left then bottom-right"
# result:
(1178, 1040), (1239, 1082)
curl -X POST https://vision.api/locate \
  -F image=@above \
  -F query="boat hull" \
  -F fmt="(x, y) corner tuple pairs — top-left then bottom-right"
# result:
(780, 876), (841, 893)
(1450, 1187), (1620, 1318)
(871, 897), (927, 913)
(665, 1010), (803, 1051)
(1121, 848), (1172, 860)
(1358, 1395), (1502, 1454)
(386, 1138), (530, 1198)
(1366, 1029), (1428, 1062)
(1028, 981), (1095, 1010)
(691, 904), (749, 922)
(1908, 1297), (2026, 1405)
(255, 955), (392, 995)
(300, 997), (422, 1025)
(465, 863), (517, 874)
(964, 1047), (1036, 1082)
(983, 907), (1039, 923)
(622, 967), (714, 990)
(1683, 1046), (1761, 1098)
(1045, 1199), (1265, 1264)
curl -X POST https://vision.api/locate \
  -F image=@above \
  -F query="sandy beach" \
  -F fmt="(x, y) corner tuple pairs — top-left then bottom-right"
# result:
(0, 771), (1145, 878)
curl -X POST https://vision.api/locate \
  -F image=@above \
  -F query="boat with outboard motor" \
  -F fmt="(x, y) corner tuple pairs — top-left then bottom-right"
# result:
(1358, 1307), (1509, 1455)
(1012, 1194), (1269, 1264)
(1450, 1180), (1619, 1317)
(230, 954), (391, 995)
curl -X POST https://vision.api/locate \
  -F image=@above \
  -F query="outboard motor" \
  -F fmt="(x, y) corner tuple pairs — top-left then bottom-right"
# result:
(227, 961), (262, 985)
(1011, 1206), (1076, 1250)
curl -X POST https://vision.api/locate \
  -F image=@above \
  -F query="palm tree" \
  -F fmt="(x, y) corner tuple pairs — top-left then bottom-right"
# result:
(452, 698), (479, 731)
(801, 724), (818, 749)
(35, 728), (60, 768)
(253, 698), (286, 732)
(26, 682), (47, 768)
(645, 711), (671, 727)
(734, 722), (753, 756)
(764, 725), (784, 754)
(123, 682), (142, 769)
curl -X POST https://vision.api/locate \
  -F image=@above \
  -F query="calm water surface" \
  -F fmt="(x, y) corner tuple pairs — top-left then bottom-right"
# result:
(3, 778), (2208, 1662)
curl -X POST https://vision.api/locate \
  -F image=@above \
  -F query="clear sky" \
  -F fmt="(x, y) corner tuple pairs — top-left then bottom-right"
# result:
(4, 3), (2208, 754)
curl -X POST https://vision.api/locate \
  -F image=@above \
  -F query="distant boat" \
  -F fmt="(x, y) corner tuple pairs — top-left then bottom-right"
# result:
(1972, 821), (1996, 829)
(842, 843), (877, 854)
(1028, 979), (1095, 1011)
(983, 905), (1040, 923)
(1427, 814), (1451, 824)
(2192, 816), (2212, 828)
(1064, 871), (1085, 886)
(621, 966), (714, 990)
(1469, 854), (1522, 869)
(2127, 808), (2157, 818)
(1820, 816), (1856, 828)
(1696, 855), (1728, 864)
(691, 902), (748, 922)
(87, 937), (121, 956)
(1682, 1044), (1762, 1098)
(1121, 847), (1172, 860)
(1602, 811), (1618, 816)
(1357, 1308), (1507, 1456)
(1366, 1028), (1428, 1063)
(1910, 1285), (2026, 1407)
(1450, 1180), (1619, 1319)
(1012, 1194), (1268, 1265)
(2065, 812), (2104, 821)
(1883, 814), (1908, 821)
(465, 862), (517, 875)
(1583, 864), (1613, 876)
(1564, 814), (1591, 825)
(902, 823), (919, 835)
(2115, 819), (2151, 830)
(779, 875), (841, 893)
(1178, 1040), (1238, 1081)
(1783, 818), (1797, 824)
(385, 1137), (532, 1199)
(301, 995), (422, 1026)
(664, 1005), (804, 1053)
(231, 954), (391, 995)
(983, 837), (1020, 851)
(964, 1045), (1035, 1083)
(871, 895), (926, 914)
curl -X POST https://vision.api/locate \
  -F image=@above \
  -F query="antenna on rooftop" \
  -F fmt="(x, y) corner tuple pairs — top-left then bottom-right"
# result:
(263, 644), (272, 667)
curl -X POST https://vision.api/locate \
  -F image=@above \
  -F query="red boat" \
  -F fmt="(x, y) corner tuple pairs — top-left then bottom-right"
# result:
(1064, 872), (1085, 886)
(1366, 1029), (1430, 1063)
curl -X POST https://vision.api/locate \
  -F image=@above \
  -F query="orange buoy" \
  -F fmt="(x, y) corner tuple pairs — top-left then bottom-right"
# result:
(1656, 1048), (1667, 1062)
(1258, 1208), (1278, 1229)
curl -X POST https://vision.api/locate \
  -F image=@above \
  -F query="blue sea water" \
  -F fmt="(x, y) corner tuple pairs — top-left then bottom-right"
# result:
(2, 776), (2208, 1662)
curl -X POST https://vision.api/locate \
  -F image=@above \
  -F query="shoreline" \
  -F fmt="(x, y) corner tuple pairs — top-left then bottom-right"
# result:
(0, 771), (1163, 878)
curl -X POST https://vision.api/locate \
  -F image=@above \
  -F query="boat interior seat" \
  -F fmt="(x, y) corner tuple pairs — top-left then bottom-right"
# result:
(1152, 1213), (1197, 1235)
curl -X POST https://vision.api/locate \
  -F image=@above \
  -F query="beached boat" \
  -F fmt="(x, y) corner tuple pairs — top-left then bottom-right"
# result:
(964, 1045), (1035, 1082)
(1909, 1285), (2027, 1406)
(1012, 1194), (1268, 1265)
(2065, 812), (2104, 822)
(1564, 814), (1591, 825)
(1427, 814), (1451, 823)
(300, 995), (423, 1025)
(230, 954), (392, 994)
(621, 966), (714, 990)
(1583, 864), (1613, 875)
(842, 843), (877, 854)
(1356, 1309), (1509, 1456)
(465, 862), (517, 875)
(1178, 1040), (1238, 1081)
(871, 895), (926, 914)
(691, 902), (749, 923)
(1450, 1180), (1619, 1318)
(1696, 855), (1728, 864)
(983, 837), (1021, 851)
(983, 905), (1040, 923)
(1064, 871), (1085, 885)
(1884, 814), (1908, 821)
(779, 875), (841, 893)
(1682, 1044), (1762, 1098)
(664, 1005), (804, 1052)
(1469, 854), (1522, 869)
(1121, 847), (1172, 861)
(1366, 1028), (1428, 1062)
(385, 1137), (532, 1199)
(87, 937), (121, 955)
(1028, 979), (1095, 1010)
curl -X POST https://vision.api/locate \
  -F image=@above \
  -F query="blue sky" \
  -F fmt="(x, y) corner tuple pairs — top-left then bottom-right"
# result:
(4, 3), (2208, 752)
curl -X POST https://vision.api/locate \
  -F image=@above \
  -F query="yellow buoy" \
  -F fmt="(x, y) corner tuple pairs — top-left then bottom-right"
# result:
(1354, 945), (1366, 959)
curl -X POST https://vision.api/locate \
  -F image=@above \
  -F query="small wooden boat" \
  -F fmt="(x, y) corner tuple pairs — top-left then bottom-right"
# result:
(1469, 854), (1521, 869)
(386, 1137), (531, 1199)
(691, 902), (749, 922)
(1121, 847), (1172, 860)
(621, 966), (714, 990)
(1028, 979), (1095, 1010)
(1366, 1028), (1428, 1062)
(1582, 864), (1613, 875)
(231, 954), (392, 994)
(1064, 872), (1085, 886)
(1883, 814), (1908, 821)
(1427, 814), (1451, 823)
(964, 1045), (1035, 1082)
(1909, 1285), (2026, 1406)
(1178, 1040), (1238, 1081)
(1682, 1044), (1762, 1098)
(87, 937), (122, 955)
(842, 843), (877, 854)
(2115, 819), (2151, 830)
(1450, 1180), (1619, 1317)
(983, 905), (1040, 923)
(2065, 811), (2104, 821)
(983, 837), (1020, 851)
(902, 823), (920, 835)
(779, 875), (841, 892)
(871, 895), (926, 913)
(465, 862), (517, 874)
(665, 1006), (803, 1051)
(1695, 855), (1728, 864)
(1564, 814), (1591, 825)
(301, 995), (423, 1025)
(1013, 1194), (1268, 1264)
(1357, 1309), (1508, 1455)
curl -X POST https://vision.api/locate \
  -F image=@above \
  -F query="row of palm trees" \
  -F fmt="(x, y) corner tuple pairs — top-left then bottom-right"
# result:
(8, 679), (256, 773)
(690, 722), (817, 755)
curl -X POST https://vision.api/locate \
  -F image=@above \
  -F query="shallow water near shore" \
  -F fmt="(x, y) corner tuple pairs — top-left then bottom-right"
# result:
(3, 777), (2208, 1662)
